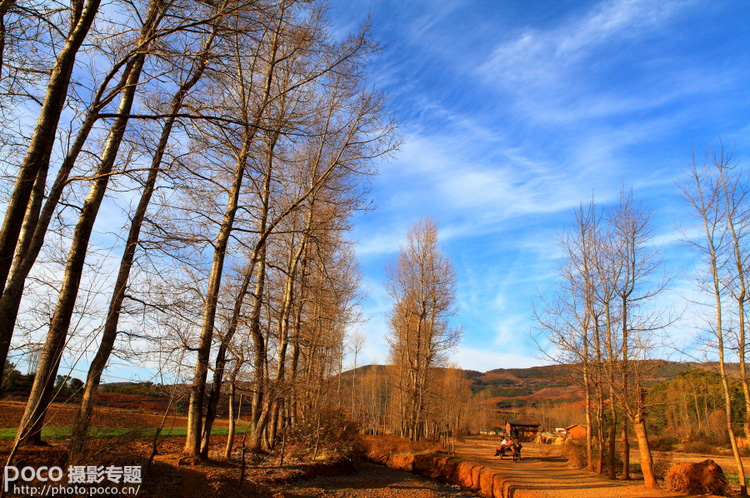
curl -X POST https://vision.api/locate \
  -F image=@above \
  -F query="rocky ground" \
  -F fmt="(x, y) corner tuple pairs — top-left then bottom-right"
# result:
(273, 461), (477, 498)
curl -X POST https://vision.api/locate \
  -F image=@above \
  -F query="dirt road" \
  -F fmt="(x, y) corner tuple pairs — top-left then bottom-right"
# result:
(451, 437), (685, 498)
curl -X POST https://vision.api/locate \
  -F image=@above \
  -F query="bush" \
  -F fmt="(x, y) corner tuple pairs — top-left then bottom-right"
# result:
(652, 452), (673, 480)
(650, 435), (679, 452)
(286, 408), (362, 461)
(361, 435), (441, 458)
(563, 439), (587, 468)
(665, 460), (731, 496)
(681, 441), (718, 455)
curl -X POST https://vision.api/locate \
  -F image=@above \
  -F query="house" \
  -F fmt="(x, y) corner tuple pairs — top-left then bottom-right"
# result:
(506, 419), (541, 441)
(565, 424), (587, 439)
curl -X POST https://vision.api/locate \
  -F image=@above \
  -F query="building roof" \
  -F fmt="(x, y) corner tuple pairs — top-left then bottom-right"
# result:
(507, 419), (541, 427)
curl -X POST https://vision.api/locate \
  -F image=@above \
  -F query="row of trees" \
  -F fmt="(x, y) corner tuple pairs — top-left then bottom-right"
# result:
(648, 368), (742, 446)
(536, 190), (667, 488)
(0, 0), (397, 464)
(340, 362), (473, 441)
(538, 145), (750, 494)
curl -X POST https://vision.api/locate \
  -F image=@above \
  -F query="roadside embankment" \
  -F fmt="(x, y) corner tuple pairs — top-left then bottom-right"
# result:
(362, 436), (517, 498)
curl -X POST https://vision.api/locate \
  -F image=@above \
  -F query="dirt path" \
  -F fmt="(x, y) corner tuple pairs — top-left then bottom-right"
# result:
(452, 437), (685, 498)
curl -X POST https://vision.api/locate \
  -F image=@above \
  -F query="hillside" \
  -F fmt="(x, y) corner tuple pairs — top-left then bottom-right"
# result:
(345, 360), (728, 409)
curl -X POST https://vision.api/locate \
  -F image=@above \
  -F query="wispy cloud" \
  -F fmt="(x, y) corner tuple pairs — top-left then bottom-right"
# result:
(343, 0), (749, 371)
(477, 0), (707, 126)
(481, 0), (691, 85)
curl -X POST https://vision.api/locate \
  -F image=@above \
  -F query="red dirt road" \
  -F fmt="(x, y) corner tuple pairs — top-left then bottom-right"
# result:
(451, 437), (714, 498)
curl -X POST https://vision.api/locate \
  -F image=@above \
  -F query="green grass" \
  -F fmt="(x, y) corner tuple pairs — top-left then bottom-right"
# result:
(0, 425), (251, 441)
(725, 472), (750, 488)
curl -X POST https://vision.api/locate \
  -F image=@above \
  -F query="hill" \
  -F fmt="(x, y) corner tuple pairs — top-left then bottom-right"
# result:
(344, 360), (728, 409)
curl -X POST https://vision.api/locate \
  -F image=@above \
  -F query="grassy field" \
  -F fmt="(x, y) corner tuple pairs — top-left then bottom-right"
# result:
(0, 399), (250, 441)
(0, 424), (251, 440)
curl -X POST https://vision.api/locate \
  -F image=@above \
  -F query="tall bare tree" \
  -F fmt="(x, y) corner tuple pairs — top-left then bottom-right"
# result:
(386, 218), (460, 440)
(536, 194), (666, 488)
(681, 147), (747, 495)
(609, 190), (666, 489)
(0, 0), (101, 294)
(535, 201), (599, 470)
(15, 0), (173, 446)
(69, 3), (231, 454)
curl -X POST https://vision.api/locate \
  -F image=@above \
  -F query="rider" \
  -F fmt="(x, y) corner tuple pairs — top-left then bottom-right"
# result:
(494, 436), (509, 457)
(510, 437), (522, 460)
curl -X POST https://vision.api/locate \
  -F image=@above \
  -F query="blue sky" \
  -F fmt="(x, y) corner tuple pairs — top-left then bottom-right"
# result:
(327, 0), (750, 371)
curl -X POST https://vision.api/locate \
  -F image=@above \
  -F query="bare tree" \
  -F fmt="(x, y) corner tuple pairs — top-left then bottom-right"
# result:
(536, 194), (666, 488)
(712, 146), (750, 444)
(182, 2), (288, 458)
(348, 329), (366, 417)
(535, 201), (599, 471)
(69, 3), (232, 455)
(15, 0), (172, 446)
(609, 190), (666, 489)
(0, 0), (101, 294)
(386, 218), (460, 440)
(681, 147), (747, 495)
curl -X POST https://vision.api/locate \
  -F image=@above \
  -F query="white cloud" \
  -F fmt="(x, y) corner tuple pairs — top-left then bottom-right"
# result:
(476, 0), (706, 127)
(481, 0), (690, 85)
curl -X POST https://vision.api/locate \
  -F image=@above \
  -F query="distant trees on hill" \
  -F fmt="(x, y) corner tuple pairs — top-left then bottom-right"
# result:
(648, 369), (743, 446)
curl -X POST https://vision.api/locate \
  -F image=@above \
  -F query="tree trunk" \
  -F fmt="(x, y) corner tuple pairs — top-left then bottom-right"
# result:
(621, 418), (630, 479)
(15, 35), (149, 445)
(608, 392), (617, 479)
(720, 354), (747, 495)
(632, 418), (657, 489)
(0, 0), (101, 293)
(71, 15), (213, 455)
(183, 156), (247, 457)
(583, 368), (593, 472)
(225, 381), (236, 459)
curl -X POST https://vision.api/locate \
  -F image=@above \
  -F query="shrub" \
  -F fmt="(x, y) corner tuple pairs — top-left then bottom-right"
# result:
(665, 460), (731, 496)
(650, 435), (679, 452)
(681, 441), (717, 455)
(361, 435), (441, 457)
(563, 439), (587, 468)
(652, 452), (673, 480)
(286, 408), (362, 461)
